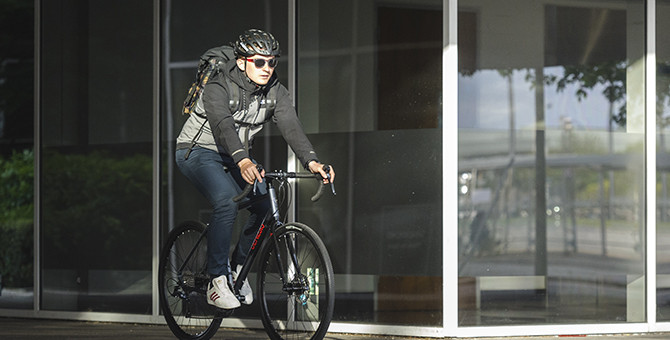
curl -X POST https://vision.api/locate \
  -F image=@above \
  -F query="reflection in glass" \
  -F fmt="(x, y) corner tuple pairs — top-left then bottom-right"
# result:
(458, 0), (645, 325)
(297, 0), (443, 326)
(0, 0), (34, 309)
(657, 0), (670, 321)
(40, 0), (153, 313)
(0, 151), (34, 310)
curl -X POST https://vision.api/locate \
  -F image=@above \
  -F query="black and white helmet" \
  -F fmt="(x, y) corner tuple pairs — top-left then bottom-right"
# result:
(234, 29), (281, 57)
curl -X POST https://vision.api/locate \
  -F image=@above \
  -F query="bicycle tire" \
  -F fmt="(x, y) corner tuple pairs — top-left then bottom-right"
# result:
(158, 220), (226, 340)
(257, 222), (335, 340)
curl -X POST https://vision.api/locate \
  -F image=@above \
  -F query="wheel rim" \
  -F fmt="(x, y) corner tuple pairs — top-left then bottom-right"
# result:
(160, 224), (223, 339)
(259, 228), (332, 340)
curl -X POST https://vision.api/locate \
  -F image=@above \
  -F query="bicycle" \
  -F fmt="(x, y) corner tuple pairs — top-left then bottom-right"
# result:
(158, 165), (336, 340)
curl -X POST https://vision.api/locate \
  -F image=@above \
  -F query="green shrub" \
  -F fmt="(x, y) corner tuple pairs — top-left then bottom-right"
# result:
(41, 150), (152, 271)
(0, 149), (34, 287)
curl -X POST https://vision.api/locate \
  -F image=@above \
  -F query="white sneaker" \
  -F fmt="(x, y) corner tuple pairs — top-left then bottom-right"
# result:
(232, 265), (253, 305)
(207, 275), (241, 309)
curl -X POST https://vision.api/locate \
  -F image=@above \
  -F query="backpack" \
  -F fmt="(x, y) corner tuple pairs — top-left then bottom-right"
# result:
(180, 45), (279, 159)
(181, 45), (277, 118)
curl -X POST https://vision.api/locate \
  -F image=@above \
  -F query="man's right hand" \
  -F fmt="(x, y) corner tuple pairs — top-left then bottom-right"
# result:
(308, 161), (335, 184)
(238, 158), (264, 184)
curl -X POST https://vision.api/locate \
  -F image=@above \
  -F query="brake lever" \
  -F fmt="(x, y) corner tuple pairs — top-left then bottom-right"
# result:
(232, 164), (264, 203)
(323, 165), (336, 196)
(329, 181), (336, 196)
(252, 163), (263, 195)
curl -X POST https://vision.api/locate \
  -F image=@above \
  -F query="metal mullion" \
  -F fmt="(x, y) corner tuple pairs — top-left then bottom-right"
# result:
(287, 0), (297, 222)
(33, 0), (42, 314)
(646, 0), (658, 331)
(443, 0), (459, 336)
(151, 0), (162, 318)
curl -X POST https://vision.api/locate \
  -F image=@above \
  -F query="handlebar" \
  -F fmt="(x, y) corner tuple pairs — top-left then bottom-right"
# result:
(232, 165), (335, 203)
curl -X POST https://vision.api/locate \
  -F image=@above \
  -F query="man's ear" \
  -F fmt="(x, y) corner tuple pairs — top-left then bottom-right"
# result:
(236, 58), (245, 71)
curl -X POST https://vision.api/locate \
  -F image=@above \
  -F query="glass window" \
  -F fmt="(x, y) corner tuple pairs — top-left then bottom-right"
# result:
(40, 0), (154, 313)
(658, 0), (670, 321)
(458, 0), (646, 325)
(0, 0), (34, 310)
(161, 0), (289, 320)
(297, 0), (443, 326)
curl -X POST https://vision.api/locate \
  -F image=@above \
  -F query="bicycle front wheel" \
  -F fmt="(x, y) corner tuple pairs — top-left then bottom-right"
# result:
(158, 220), (224, 340)
(258, 222), (335, 340)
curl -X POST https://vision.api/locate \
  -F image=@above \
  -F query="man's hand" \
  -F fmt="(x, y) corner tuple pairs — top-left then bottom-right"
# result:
(308, 161), (335, 184)
(238, 158), (264, 184)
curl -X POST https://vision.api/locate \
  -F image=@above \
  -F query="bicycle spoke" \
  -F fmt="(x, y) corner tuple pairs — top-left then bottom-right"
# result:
(259, 223), (334, 340)
(159, 221), (222, 340)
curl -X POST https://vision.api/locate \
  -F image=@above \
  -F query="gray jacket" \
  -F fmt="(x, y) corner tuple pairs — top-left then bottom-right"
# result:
(177, 59), (318, 168)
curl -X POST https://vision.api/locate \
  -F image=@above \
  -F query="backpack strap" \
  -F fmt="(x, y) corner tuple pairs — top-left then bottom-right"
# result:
(224, 76), (240, 112)
(233, 85), (279, 153)
(225, 78), (277, 118)
(264, 85), (277, 116)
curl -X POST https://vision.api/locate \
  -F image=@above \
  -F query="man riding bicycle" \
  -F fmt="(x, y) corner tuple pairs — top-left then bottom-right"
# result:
(175, 28), (335, 309)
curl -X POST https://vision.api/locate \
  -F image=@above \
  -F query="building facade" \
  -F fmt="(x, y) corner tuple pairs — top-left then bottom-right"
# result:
(1, 0), (670, 337)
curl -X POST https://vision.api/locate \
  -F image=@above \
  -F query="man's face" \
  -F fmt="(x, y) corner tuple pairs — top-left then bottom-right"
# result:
(236, 55), (277, 85)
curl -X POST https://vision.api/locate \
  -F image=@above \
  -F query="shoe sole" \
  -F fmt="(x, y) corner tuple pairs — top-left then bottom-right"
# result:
(207, 299), (241, 309)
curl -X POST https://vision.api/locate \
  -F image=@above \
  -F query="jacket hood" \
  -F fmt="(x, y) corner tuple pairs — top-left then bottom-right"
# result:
(223, 59), (278, 94)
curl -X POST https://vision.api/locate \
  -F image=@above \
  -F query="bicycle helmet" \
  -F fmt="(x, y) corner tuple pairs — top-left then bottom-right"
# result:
(234, 29), (281, 58)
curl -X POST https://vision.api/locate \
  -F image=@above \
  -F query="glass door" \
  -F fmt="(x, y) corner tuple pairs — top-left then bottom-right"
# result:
(458, 0), (646, 325)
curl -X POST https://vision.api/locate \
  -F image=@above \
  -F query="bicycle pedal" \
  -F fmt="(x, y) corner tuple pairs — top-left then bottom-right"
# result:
(214, 308), (235, 319)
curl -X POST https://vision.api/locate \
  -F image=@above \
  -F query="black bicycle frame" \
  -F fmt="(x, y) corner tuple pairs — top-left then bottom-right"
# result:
(232, 178), (303, 295)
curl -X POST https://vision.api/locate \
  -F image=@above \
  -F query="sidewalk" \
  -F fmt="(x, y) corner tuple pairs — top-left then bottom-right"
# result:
(0, 317), (415, 339)
(2, 317), (670, 340)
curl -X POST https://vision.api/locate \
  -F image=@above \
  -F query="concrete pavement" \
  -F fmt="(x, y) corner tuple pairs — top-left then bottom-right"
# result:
(2, 317), (670, 340)
(0, 317), (417, 339)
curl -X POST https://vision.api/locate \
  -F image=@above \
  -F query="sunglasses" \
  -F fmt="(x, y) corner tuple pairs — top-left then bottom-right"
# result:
(245, 58), (278, 69)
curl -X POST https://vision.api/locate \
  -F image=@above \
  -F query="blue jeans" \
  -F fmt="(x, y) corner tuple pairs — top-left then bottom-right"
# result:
(175, 147), (270, 277)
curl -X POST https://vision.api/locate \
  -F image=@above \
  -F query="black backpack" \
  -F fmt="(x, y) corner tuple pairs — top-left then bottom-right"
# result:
(181, 45), (277, 117)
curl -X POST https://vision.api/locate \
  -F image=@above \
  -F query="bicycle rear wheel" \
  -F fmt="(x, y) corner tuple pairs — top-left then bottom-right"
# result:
(258, 222), (335, 340)
(159, 220), (226, 340)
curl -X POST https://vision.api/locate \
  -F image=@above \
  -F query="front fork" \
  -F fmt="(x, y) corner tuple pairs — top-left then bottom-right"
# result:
(267, 183), (304, 291)
(267, 183), (291, 285)
(235, 182), (306, 297)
